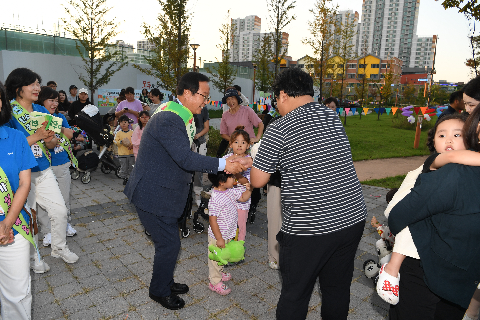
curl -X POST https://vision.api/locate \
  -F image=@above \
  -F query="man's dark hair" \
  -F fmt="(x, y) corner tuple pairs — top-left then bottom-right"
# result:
(38, 87), (59, 107)
(118, 115), (130, 123)
(5, 68), (42, 101)
(449, 90), (464, 104)
(463, 103), (480, 151)
(0, 82), (12, 126)
(176, 72), (210, 96)
(150, 88), (164, 100)
(58, 90), (67, 96)
(208, 171), (234, 187)
(463, 75), (480, 102)
(47, 80), (57, 87)
(272, 68), (314, 98)
(323, 97), (338, 107)
(426, 113), (467, 153)
(125, 87), (135, 95)
(233, 85), (241, 92)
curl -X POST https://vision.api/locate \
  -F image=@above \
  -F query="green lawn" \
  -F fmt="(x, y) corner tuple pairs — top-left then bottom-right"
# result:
(361, 175), (407, 189)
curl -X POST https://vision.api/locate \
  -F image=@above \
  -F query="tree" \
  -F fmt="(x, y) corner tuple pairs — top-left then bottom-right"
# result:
(134, 0), (190, 94)
(252, 34), (275, 92)
(303, 0), (337, 101)
(205, 12), (237, 94)
(401, 83), (417, 105)
(331, 11), (357, 124)
(442, 0), (480, 20)
(62, 0), (127, 103)
(267, 0), (296, 80)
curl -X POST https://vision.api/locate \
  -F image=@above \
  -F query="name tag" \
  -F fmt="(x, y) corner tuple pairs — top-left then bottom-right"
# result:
(31, 143), (43, 158)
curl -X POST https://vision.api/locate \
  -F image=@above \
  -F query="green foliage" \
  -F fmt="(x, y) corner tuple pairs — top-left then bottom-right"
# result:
(442, 0), (480, 20)
(401, 84), (417, 105)
(253, 34), (275, 92)
(62, 0), (127, 102)
(361, 175), (407, 188)
(206, 127), (222, 157)
(267, 0), (296, 79)
(208, 109), (223, 119)
(134, 0), (190, 94)
(391, 111), (435, 131)
(206, 11), (237, 94)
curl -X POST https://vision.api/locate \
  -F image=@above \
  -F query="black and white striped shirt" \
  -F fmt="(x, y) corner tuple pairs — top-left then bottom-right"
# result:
(253, 102), (367, 235)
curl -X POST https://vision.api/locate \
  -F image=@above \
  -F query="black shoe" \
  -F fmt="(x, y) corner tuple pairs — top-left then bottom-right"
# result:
(149, 292), (185, 310)
(170, 282), (189, 294)
(123, 178), (128, 185)
(248, 205), (257, 224)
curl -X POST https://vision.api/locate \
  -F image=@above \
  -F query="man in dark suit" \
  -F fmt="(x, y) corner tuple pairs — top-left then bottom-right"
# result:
(124, 72), (249, 310)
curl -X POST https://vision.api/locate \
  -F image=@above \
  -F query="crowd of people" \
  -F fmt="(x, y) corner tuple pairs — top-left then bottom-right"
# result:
(1, 66), (480, 320)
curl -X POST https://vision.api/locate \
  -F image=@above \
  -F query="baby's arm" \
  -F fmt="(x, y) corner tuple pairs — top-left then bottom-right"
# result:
(238, 183), (253, 202)
(209, 216), (225, 248)
(235, 173), (249, 185)
(431, 150), (480, 170)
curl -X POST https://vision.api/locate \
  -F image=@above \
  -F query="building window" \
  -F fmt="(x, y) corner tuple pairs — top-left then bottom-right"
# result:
(358, 74), (365, 79)
(371, 64), (380, 68)
(347, 63), (357, 69)
(370, 74), (379, 79)
(359, 64), (367, 69)
(347, 73), (356, 79)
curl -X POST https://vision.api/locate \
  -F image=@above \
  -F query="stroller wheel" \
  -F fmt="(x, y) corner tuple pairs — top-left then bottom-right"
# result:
(71, 170), (80, 180)
(115, 167), (122, 178)
(101, 163), (112, 174)
(181, 227), (190, 238)
(81, 173), (91, 184)
(363, 259), (380, 279)
(193, 222), (204, 233)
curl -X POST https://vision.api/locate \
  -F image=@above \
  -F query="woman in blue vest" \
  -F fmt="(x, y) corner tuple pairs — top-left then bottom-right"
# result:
(36, 87), (77, 247)
(0, 81), (37, 319)
(5, 68), (79, 268)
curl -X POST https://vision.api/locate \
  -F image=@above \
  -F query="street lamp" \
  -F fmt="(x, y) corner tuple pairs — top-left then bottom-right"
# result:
(190, 43), (200, 72)
(252, 63), (257, 104)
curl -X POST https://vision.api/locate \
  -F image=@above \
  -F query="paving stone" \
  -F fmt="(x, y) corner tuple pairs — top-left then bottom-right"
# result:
(60, 294), (95, 315)
(68, 306), (103, 320)
(45, 271), (77, 287)
(32, 302), (64, 320)
(96, 296), (130, 318)
(52, 282), (84, 301)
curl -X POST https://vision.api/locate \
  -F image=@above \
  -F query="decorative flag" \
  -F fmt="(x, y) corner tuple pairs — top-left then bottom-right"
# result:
(339, 108), (344, 115)
(385, 108), (391, 115)
(351, 108), (356, 115)
(413, 107), (420, 114)
(345, 108), (350, 115)
(420, 107), (427, 115)
(374, 108), (379, 114)
(391, 107), (398, 115)
(363, 108), (369, 115)
(380, 108), (385, 115)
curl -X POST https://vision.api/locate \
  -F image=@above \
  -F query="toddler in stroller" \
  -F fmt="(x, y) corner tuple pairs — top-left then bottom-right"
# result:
(72, 105), (120, 183)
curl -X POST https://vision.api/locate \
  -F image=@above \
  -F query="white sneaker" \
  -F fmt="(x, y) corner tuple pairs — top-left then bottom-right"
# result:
(31, 258), (50, 274)
(66, 223), (77, 237)
(51, 246), (79, 263)
(43, 233), (51, 247)
(268, 261), (279, 270)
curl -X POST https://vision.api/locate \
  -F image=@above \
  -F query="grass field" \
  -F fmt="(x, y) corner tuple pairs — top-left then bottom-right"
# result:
(361, 175), (407, 189)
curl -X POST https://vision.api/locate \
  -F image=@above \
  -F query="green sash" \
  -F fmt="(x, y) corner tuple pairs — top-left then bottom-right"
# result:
(152, 101), (196, 147)
(10, 101), (52, 165)
(0, 166), (37, 249)
(55, 132), (79, 168)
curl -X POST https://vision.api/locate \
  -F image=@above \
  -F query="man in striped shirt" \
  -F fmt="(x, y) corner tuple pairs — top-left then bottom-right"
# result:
(251, 68), (367, 320)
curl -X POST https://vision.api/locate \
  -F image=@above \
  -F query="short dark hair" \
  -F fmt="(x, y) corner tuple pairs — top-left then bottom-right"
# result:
(426, 113), (467, 153)
(118, 115), (130, 123)
(463, 102), (480, 151)
(386, 188), (398, 204)
(137, 111), (150, 129)
(233, 85), (241, 92)
(0, 81), (12, 125)
(5, 68), (42, 101)
(150, 88), (164, 100)
(272, 68), (314, 98)
(208, 171), (234, 188)
(141, 88), (148, 95)
(176, 72), (210, 96)
(323, 97), (338, 107)
(38, 87), (59, 108)
(125, 87), (135, 95)
(449, 90), (464, 104)
(58, 89), (67, 96)
(463, 75), (480, 102)
(47, 80), (57, 87)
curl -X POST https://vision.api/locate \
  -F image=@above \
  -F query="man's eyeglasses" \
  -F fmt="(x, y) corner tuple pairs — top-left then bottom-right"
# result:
(196, 92), (211, 102)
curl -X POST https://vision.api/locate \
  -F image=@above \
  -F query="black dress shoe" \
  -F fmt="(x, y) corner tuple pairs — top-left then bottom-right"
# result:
(170, 282), (189, 294)
(149, 292), (185, 310)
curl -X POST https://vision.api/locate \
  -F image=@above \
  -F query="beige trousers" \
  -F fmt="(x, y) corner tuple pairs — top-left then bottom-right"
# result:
(267, 185), (282, 264)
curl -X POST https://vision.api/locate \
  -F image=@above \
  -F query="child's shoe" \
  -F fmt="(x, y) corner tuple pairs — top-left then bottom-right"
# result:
(268, 261), (279, 270)
(209, 281), (231, 295)
(376, 263), (400, 305)
(222, 272), (232, 282)
(43, 233), (51, 247)
(66, 223), (77, 237)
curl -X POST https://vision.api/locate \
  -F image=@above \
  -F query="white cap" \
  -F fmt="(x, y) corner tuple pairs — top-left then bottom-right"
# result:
(78, 88), (88, 94)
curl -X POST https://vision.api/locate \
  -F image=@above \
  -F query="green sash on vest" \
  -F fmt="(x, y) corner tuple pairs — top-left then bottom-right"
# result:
(10, 101), (52, 165)
(0, 166), (37, 250)
(152, 101), (196, 147)
(55, 132), (79, 168)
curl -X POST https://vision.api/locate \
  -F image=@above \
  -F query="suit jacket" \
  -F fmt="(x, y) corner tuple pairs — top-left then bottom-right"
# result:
(124, 109), (219, 217)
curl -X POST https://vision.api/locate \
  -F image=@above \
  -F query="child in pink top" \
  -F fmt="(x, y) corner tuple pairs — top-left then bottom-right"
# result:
(207, 171), (252, 295)
(131, 111), (150, 159)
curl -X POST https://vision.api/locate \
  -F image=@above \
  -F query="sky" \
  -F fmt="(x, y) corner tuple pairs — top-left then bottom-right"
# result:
(3, 0), (474, 83)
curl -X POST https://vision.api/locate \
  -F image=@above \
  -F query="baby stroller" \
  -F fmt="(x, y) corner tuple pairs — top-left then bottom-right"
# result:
(178, 178), (209, 238)
(363, 238), (393, 284)
(73, 106), (120, 183)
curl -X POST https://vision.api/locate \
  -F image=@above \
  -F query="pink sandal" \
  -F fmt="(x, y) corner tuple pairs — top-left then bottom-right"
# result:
(222, 272), (232, 282)
(376, 263), (400, 305)
(209, 281), (231, 295)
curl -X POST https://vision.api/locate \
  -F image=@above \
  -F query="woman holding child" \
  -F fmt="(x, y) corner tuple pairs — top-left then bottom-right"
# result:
(378, 109), (480, 319)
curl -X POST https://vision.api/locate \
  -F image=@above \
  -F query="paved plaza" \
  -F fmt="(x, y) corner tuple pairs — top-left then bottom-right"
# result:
(24, 167), (391, 320)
